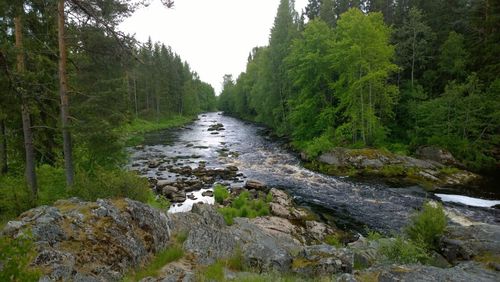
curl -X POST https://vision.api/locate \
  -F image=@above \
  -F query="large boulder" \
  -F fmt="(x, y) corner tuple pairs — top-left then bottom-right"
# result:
(416, 146), (460, 166)
(2, 198), (171, 282)
(440, 223), (500, 265)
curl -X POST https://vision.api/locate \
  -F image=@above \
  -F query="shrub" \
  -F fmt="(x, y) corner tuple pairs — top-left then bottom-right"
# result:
(0, 175), (32, 223)
(366, 230), (383, 241)
(380, 236), (430, 264)
(405, 202), (447, 250)
(0, 234), (41, 281)
(71, 168), (151, 203)
(147, 193), (170, 210)
(213, 184), (229, 204)
(324, 234), (342, 247)
(218, 191), (271, 225)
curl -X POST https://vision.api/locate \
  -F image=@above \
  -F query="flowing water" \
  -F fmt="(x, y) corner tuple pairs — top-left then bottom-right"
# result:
(128, 112), (499, 233)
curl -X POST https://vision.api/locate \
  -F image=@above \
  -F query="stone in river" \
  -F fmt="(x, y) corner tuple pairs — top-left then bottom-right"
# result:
(245, 179), (266, 190)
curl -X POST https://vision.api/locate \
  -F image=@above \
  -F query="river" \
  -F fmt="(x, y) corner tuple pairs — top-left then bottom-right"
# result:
(127, 112), (499, 233)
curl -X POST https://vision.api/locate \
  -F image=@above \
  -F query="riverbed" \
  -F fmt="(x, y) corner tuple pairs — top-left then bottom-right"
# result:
(127, 112), (499, 233)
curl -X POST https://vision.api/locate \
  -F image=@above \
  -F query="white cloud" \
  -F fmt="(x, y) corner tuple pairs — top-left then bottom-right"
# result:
(120, 0), (308, 94)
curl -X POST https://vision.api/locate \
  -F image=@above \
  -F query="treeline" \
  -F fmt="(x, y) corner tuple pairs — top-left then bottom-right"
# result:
(218, 0), (500, 172)
(0, 0), (215, 214)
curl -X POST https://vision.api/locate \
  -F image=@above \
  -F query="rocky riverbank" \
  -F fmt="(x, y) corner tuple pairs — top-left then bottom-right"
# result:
(2, 191), (499, 281)
(301, 147), (479, 189)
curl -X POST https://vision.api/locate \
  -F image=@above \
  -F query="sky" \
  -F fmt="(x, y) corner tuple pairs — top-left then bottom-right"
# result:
(119, 0), (308, 94)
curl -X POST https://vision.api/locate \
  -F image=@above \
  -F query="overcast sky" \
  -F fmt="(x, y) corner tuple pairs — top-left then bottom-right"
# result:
(119, 0), (308, 94)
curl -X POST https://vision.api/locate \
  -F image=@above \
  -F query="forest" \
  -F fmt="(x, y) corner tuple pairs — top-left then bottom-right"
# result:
(0, 0), (216, 222)
(218, 0), (500, 173)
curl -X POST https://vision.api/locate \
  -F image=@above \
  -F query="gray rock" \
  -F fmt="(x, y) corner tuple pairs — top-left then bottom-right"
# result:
(2, 198), (171, 282)
(292, 245), (353, 276)
(359, 261), (499, 282)
(441, 223), (500, 264)
(245, 179), (266, 190)
(416, 146), (460, 166)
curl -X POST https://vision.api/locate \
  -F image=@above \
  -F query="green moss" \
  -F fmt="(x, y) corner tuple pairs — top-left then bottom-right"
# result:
(474, 252), (500, 270)
(439, 166), (461, 175)
(355, 271), (381, 282)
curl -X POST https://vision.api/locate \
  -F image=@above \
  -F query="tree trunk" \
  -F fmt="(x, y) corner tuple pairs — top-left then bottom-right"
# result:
(0, 119), (7, 174)
(58, 0), (74, 186)
(134, 74), (138, 118)
(15, 15), (38, 200)
(411, 26), (416, 89)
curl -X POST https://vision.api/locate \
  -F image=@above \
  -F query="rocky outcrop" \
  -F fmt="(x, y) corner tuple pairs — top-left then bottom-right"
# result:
(440, 223), (500, 265)
(416, 146), (461, 167)
(2, 198), (171, 282)
(351, 262), (499, 281)
(313, 147), (479, 188)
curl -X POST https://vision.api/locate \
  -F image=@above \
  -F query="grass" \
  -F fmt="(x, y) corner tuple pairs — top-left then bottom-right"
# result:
(121, 116), (195, 146)
(123, 245), (184, 281)
(123, 232), (188, 281)
(324, 234), (342, 247)
(214, 184), (230, 204)
(218, 191), (271, 225)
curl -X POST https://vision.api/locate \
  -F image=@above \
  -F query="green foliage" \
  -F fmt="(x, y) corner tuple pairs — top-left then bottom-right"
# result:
(122, 116), (195, 146)
(147, 193), (170, 210)
(71, 168), (151, 203)
(405, 202), (447, 250)
(218, 191), (271, 225)
(366, 230), (383, 241)
(199, 261), (225, 281)
(380, 236), (430, 264)
(226, 246), (244, 271)
(0, 234), (41, 281)
(214, 184), (230, 204)
(123, 245), (184, 281)
(324, 234), (342, 247)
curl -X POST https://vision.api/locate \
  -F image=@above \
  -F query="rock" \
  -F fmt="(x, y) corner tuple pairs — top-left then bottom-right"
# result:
(231, 217), (300, 273)
(170, 192), (187, 203)
(416, 146), (460, 166)
(148, 159), (160, 168)
(201, 191), (213, 197)
(305, 221), (335, 242)
(245, 180), (266, 190)
(318, 149), (345, 166)
(440, 223), (500, 265)
(226, 165), (239, 172)
(270, 202), (291, 218)
(357, 261), (500, 281)
(160, 185), (178, 197)
(292, 245), (353, 276)
(315, 147), (478, 188)
(2, 198), (171, 281)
